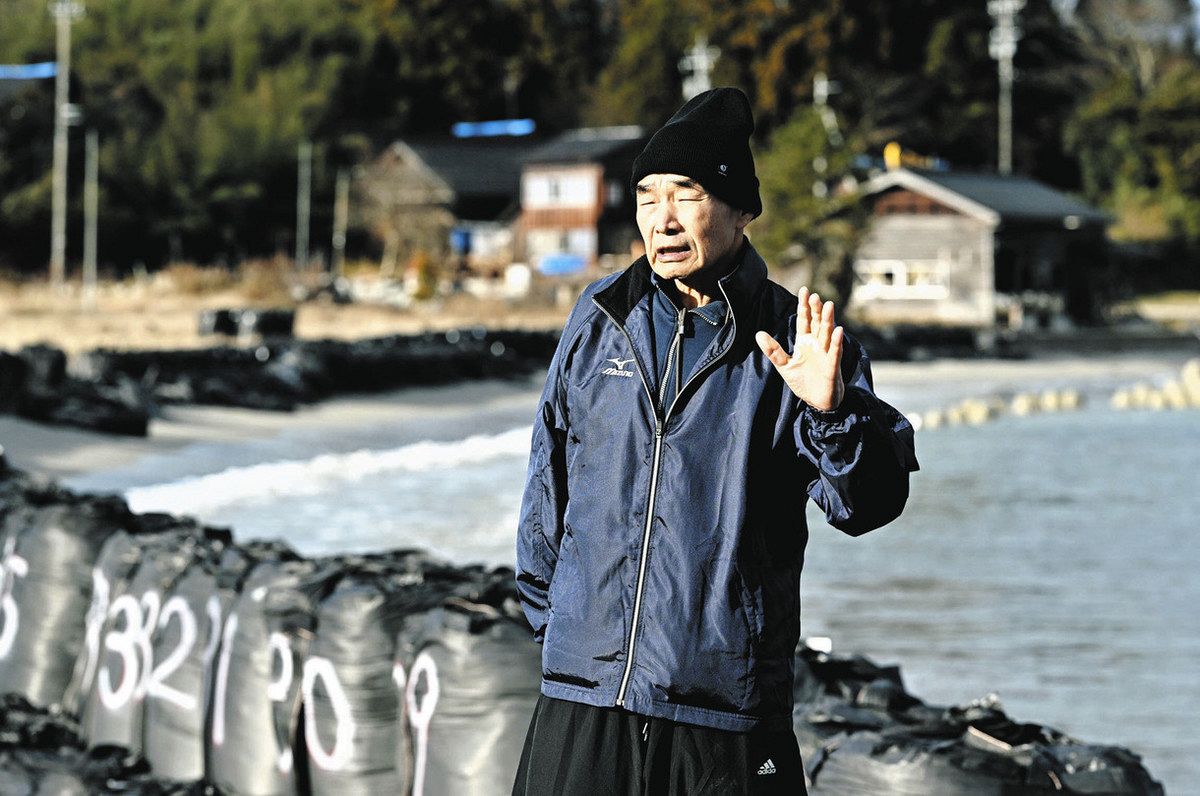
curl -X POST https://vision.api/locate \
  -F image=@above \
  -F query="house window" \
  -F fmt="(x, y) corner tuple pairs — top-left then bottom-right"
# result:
(567, 228), (596, 256)
(853, 258), (951, 300)
(522, 170), (597, 209)
(526, 228), (596, 259)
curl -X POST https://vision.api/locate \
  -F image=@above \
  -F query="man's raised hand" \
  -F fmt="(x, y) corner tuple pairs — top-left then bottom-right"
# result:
(754, 286), (845, 412)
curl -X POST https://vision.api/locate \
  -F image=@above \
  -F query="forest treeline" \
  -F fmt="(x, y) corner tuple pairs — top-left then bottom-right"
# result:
(0, 0), (1197, 283)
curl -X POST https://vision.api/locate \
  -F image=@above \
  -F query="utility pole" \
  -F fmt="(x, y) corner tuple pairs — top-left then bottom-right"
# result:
(812, 71), (843, 146)
(49, 0), (83, 289)
(295, 140), (312, 270)
(82, 128), (98, 309)
(678, 35), (719, 100)
(988, 0), (1024, 175)
(331, 167), (350, 278)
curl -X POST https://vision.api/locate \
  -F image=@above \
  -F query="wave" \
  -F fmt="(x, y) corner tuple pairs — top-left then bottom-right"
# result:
(124, 426), (532, 516)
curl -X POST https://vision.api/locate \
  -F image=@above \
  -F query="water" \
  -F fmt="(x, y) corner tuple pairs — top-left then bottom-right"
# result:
(66, 363), (1200, 791)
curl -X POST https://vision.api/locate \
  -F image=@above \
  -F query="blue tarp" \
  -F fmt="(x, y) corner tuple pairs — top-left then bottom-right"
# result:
(537, 253), (586, 276)
(451, 119), (536, 138)
(0, 62), (57, 80)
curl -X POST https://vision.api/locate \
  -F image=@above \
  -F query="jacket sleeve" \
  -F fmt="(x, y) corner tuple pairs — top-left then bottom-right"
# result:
(514, 306), (580, 643)
(794, 332), (919, 536)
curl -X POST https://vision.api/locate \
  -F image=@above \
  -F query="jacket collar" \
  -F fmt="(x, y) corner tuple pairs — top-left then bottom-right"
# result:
(593, 238), (767, 327)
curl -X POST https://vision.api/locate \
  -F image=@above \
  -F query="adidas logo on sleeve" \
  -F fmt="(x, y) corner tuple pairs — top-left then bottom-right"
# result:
(756, 758), (776, 775)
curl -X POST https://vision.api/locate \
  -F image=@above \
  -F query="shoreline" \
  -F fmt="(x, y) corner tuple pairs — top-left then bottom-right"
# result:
(0, 376), (542, 482)
(1, 349), (1194, 485)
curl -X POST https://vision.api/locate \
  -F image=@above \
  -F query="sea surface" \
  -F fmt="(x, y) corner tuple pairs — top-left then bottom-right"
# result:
(67, 359), (1200, 791)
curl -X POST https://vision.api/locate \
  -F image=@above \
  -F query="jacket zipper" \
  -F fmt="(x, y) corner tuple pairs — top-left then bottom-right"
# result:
(674, 309), (685, 404)
(595, 281), (738, 708)
(657, 307), (685, 409)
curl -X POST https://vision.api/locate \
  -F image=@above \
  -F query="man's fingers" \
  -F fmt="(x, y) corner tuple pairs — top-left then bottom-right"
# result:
(807, 292), (822, 334)
(830, 326), (844, 370)
(755, 331), (790, 368)
(819, 300), (835, 351)
(796, 286), (810, 340)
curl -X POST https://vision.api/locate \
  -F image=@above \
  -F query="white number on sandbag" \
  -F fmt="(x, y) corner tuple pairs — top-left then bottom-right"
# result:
(144, 595), (198, 711)
(0, 536), (30, 660)
(98, 593), (143, 710)
(395, 651), (440, 796)
(77, 569), (110, 693)
(210, 614), (296, 773)
(202, 595), (222, 669)
(210, 612), (239, 746)
(133, 590), (161, 698)
(302, 655), (356, 771)
(266, 632), (293, 701)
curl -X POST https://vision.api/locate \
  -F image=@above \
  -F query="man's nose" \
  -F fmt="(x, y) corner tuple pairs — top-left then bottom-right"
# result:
(652, 201), (681, 234)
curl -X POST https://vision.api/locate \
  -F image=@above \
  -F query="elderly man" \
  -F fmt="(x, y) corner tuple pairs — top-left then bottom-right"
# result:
(513, 87), (918, 794)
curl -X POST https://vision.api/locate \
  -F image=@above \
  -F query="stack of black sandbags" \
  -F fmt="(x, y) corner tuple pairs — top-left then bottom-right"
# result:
(792, 644), (1165, 795)
(0, 693), (215, 794)
(6, 344), (150, 436)
(69, 327), (561, 414)
(0, 465), (1170, 794)
(3, 328), (562, 434)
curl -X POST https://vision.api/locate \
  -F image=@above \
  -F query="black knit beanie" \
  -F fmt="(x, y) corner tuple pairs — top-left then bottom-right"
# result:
(630, 87), (761, 217)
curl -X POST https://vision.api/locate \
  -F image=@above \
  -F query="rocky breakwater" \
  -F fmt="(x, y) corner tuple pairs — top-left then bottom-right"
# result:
(0, 461), (1167, 794)
(0, 329), (560, 437)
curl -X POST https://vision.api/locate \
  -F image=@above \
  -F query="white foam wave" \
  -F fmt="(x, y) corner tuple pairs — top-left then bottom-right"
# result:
(125, 426), (532, 516)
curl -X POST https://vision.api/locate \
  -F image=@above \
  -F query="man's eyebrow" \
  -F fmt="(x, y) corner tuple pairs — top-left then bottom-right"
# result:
(636, 178), (704, 194)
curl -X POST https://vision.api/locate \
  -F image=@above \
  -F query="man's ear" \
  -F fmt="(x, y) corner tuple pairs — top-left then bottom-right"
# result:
(735, 210), (755, 232)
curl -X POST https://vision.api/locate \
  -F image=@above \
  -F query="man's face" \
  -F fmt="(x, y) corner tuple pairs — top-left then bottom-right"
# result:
(635, 174), (753, 283)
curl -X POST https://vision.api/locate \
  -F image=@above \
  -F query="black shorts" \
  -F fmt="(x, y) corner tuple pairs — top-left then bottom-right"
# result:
(512, 694), (808, 795)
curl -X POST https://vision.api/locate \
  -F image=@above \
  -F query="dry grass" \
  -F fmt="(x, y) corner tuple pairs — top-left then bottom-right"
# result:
(0, 265), (571, 355)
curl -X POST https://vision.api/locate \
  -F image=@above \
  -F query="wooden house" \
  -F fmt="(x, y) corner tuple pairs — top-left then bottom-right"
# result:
(362, 135), (545, 271)
(517, 127), (646, 274)
(851, 169), (1110, 329)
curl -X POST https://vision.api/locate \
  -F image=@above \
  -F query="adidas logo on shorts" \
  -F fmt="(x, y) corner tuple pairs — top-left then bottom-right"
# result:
(756, 758), (776, 775)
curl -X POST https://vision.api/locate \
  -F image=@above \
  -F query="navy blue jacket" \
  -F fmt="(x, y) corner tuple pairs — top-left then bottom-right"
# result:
(515, 243), (919, 732)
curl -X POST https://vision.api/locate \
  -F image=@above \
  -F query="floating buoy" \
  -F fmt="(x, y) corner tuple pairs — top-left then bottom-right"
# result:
(1059, 389), (1083, 410)
(1038, 389), (1062, 412)
(1010, 393), (1038, 416)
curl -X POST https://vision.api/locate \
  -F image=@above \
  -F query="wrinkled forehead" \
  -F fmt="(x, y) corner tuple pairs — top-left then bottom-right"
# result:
(634, 173), (708, 196)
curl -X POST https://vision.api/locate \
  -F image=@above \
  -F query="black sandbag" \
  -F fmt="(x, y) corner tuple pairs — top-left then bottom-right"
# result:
(199, 309), (239, 336)
(63, 525), (153, 716)
(0, 746), (216, 795)
(1, 693), (219, 795)
(206, 557), (341, 796)
(0, 352), (27, 413)
(794, 647), (1166, 795)
(238, 309), (295, 339)
(79, 519), (228, 755)
(392, 567), (541, 796)
(17, 379), (151, 436)
(302, 553), (473, 795)
(807, 730), (1030, 795)
(0, 467), (34, 530)
(141, 538), (290, 782)
(302, 570), (413, 793)
(17, 344), (66, 387)
(0, 494), (131, 707)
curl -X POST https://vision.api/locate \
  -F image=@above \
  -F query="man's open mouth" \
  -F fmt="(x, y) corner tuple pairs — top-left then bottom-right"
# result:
(655, 245), (690, 261)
